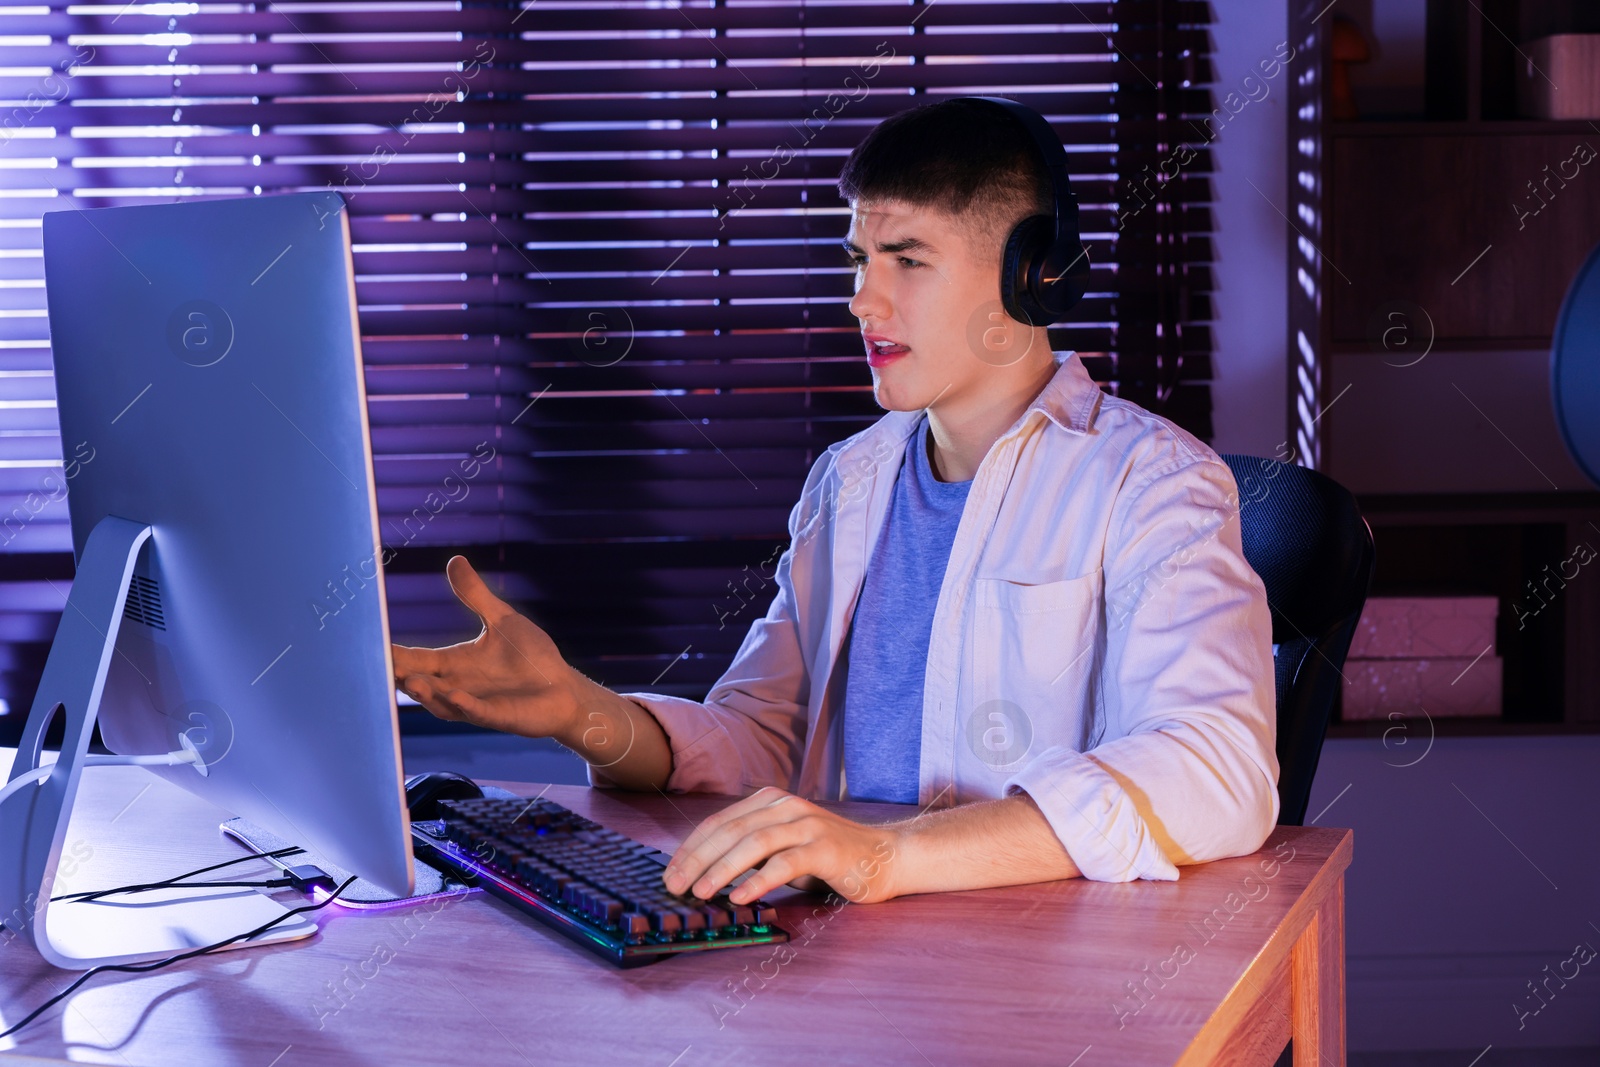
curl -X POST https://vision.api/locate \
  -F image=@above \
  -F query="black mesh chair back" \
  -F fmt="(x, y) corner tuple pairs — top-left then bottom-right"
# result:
(1219, 455), (1376, 826)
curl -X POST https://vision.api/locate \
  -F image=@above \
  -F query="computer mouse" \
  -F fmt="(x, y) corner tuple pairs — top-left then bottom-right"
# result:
(404, 770), (484, 821)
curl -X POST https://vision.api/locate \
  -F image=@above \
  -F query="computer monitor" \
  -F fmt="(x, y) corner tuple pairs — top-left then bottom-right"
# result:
(0, 192), (413, 968)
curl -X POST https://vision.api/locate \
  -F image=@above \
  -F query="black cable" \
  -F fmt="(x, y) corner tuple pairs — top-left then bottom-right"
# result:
(55, 879), (296, 905)
(49, 846), (303, 903)
(1, 874), (357, 1041)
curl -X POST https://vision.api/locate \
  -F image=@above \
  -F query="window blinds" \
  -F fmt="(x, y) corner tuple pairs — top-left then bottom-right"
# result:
(0, 0), (1214, 726)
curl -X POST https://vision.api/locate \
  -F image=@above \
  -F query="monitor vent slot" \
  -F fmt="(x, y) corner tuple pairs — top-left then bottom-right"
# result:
(122, 575), (167, 631)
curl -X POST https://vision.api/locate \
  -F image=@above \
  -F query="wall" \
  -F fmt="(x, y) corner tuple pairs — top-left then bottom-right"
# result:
(1306, 734), (1600, 1054)
(1205, 0), (1293, 459)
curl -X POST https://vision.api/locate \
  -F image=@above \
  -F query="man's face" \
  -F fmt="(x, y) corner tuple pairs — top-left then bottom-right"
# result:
(844, 197), (1043, 413)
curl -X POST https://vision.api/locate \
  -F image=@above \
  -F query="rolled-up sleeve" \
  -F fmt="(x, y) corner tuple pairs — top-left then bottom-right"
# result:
(1003, 455), (1280, 881)
(591, 573), (808, 795)
(587, 454), (833, 795)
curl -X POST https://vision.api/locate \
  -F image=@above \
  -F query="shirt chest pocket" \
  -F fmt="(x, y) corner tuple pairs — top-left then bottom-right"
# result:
(970, 569), (1104, 703)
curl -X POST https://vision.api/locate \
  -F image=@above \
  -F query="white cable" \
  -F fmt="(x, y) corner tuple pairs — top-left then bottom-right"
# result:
(90, 752), (201, 768)
(0, 765), (55, 808)
(0, 748), (200, 809)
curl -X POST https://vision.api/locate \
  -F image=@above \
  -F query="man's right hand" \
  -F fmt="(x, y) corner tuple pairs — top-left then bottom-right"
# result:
(391, 555), (673, 790)
(392, 555), (580, 738)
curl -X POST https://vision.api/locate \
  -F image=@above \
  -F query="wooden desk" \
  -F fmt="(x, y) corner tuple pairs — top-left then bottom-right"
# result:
(0, 765), (1352, 1067)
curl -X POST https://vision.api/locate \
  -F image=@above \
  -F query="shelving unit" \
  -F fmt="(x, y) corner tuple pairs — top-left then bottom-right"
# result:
(1287, 0), (1600, 733)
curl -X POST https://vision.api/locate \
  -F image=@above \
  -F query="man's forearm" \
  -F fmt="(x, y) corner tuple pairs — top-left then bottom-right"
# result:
(884, 791), (1081, 897)
(553, 672), (674, 791)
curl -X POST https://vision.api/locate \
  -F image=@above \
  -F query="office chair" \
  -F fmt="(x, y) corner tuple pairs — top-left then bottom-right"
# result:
(1219, 454), (1376, 827)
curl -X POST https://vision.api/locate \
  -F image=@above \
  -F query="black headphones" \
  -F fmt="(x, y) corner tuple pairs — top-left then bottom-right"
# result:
(952, 96), (1090, 327)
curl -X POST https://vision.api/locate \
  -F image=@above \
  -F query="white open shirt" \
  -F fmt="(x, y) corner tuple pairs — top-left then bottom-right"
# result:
(591, 353), (1281, 882)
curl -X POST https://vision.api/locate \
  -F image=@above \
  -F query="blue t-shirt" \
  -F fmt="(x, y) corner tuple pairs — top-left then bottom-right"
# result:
(841, 414), (973, 803)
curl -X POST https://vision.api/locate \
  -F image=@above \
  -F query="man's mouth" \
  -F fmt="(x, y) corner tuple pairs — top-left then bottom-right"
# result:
(864, 333), (910, 367)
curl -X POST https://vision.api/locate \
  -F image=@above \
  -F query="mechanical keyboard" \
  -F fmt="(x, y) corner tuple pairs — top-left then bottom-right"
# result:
(410, 795), (789, 966)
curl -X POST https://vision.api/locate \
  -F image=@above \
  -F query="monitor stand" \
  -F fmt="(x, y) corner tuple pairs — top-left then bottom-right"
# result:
(0, 515), (315, 970)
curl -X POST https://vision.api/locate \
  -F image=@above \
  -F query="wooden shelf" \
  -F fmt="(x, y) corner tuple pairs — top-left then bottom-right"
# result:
(1356, 491), (1600, 524)
(1327, 338), (1552, 354)
(1328, 718), (1600, 740)
(1330, 119), (1600, 136)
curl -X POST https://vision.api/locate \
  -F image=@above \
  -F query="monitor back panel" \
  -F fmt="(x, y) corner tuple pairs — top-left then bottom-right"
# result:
(41, 192), (413, 896)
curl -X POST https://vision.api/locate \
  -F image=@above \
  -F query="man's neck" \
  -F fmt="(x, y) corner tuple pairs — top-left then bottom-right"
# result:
(924, 356), (1059, 482)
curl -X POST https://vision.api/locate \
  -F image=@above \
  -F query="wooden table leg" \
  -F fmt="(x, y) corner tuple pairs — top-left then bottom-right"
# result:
(1291, 875), (1346, 1066)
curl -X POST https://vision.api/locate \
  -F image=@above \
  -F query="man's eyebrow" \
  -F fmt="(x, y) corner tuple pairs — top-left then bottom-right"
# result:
(841, 235), (937, 256)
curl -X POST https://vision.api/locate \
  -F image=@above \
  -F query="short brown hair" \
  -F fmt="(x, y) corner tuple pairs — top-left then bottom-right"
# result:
(836, 98), (1054, 263)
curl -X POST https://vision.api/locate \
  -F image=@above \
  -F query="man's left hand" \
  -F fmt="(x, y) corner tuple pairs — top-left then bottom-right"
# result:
(662, 787), (901, 905)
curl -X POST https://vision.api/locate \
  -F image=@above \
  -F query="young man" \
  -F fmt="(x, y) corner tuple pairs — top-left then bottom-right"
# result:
(392, 99), (1279, 908)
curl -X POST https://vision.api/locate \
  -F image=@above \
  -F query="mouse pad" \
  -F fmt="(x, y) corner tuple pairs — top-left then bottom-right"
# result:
(220, 784), (521, 907)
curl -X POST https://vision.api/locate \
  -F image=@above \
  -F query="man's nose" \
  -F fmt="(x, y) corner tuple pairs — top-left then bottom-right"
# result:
(848, 260), (890, 323)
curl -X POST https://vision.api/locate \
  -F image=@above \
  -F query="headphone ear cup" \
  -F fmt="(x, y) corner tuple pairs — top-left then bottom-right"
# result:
(999, 214), (1053, 327)
(1047, 238), (1090, 318)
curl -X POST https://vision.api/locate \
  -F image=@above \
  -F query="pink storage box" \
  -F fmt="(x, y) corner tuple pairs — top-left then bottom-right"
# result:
(1341, 655), (1503, 719)
(1347, 595), (1499, 660)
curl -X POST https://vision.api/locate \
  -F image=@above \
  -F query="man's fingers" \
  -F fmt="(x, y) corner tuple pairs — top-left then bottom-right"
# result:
(401, 675), (465, 722)
(668, 788), (788, 872)
(690, 823), (808, 900)
(727, 848), (812, 905)
(445, 554), (513, 627)
(440, 687), (493, 723)
(697, 787), (793, 840)
(391, 642), (443, 680)
(666, 791), (802, 893)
